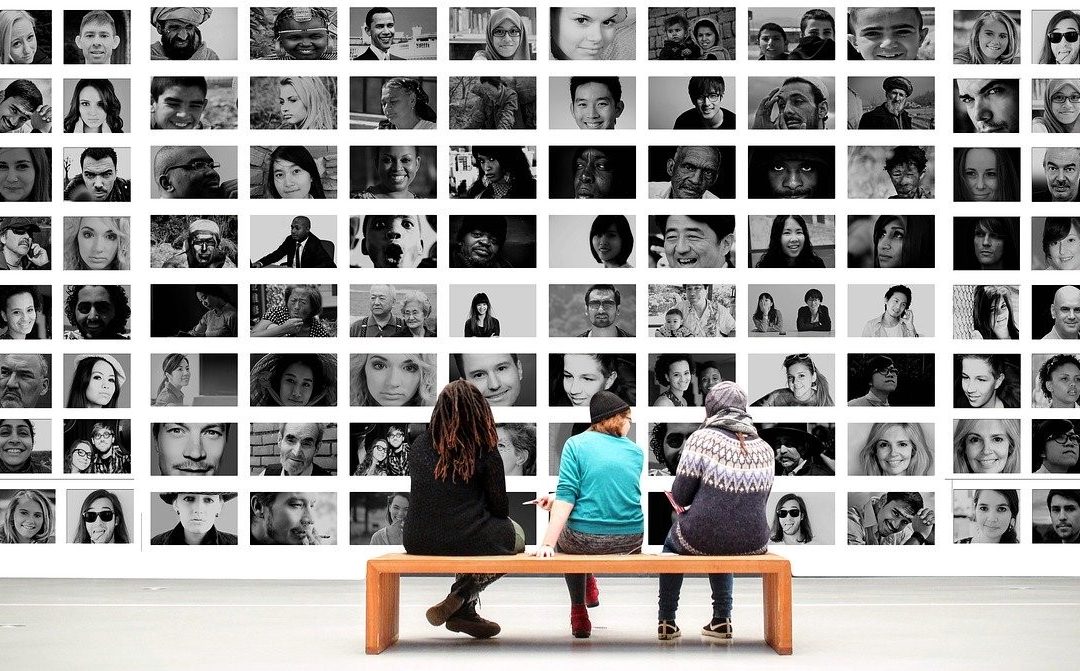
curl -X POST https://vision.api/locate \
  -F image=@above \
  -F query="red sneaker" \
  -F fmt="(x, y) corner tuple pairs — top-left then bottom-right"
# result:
(570, 605), (592, 638)
(585, 574), (600, 608)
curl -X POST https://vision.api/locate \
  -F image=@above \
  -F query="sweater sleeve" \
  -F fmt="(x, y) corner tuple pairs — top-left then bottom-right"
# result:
(481, 449), (510, 518)
(670, 439), (702, 507)
(554, 437), (581, 505)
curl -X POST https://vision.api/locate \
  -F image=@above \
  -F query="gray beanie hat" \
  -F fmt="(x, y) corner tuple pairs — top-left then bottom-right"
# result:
(705, 380), (747, 416)
(589, 390), (630, 424)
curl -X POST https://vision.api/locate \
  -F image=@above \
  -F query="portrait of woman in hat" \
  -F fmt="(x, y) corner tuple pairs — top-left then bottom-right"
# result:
(151, 492), (238, 545)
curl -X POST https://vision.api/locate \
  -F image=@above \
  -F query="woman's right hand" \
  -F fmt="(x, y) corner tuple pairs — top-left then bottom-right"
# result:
(536, 494), (555, 511)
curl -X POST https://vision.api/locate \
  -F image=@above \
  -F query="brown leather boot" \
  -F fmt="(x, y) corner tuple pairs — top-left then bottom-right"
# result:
(445, 600), (501, 639)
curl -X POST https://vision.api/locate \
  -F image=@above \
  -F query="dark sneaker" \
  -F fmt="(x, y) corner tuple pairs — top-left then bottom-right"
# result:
(657, 619), (681, 641)
(425, 593), (464, 626)
(585, 574), (600, 608)
(445, 604), (501, 639)
(701, 617), (733, 641)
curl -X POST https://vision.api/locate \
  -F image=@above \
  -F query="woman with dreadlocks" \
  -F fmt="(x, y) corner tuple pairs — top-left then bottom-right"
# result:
(403, 379), (525, 640)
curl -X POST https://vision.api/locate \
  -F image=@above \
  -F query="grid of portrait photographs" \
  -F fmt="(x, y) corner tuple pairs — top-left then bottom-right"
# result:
(1, 4), (1079, 575)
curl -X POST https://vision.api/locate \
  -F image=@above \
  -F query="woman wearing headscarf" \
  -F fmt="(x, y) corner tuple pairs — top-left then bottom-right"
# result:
(1034, 79), (1080, 133)
(473, 8), (531, 60)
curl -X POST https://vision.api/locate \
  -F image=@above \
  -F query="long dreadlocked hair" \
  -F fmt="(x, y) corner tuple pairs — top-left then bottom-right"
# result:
(431, 379), (498, 483)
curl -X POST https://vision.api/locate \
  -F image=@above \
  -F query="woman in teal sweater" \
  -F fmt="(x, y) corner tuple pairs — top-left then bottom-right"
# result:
(536, 391), (643, 638)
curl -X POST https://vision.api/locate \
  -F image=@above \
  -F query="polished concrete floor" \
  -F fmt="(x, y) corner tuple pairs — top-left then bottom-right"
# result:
(0, 576), (1076, 670)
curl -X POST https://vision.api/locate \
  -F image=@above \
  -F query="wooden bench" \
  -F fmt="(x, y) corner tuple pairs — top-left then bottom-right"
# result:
(366, 553), (792, 655)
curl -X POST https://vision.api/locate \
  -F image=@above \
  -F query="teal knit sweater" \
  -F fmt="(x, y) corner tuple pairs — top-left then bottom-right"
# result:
(555, 430), (644, 535)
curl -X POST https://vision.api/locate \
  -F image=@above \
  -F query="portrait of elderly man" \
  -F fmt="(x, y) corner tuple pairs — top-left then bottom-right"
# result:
(151, 493), (238, 545)
(161, 218), (235, 268)
(350, 283), (404, 337)
(752, 77), (831, 129)
(451, 215), (512, 268)
(354, 7), (402, 60)
(153, 422), (231, 476)
(650, 214), (735, 268)
(858, 76), (914, 129)
(150, 7), (219, 60)
(354, 214), (434, 269)
(760, 425), (833, 476)
(63, 285), (129, 340)
(0, 218), (49, 270)
(847, 492), (935, 545)
(63, 147), (131, 202)
(1035, 490), (1080, 543)
(1042, 285), (1080, 339)
(0, 354), (49, 409)
(849, 355), (898, 407)
(883, 146), (932, 199)
(1035, 147), (1080, 202)
(252, 215), (334, 268)
(0, 419), (49, 474)
(578, 284), (632, 337)
(250, 492), (329, 545)
(0, 79), (51, 133)
(748, 146), (834, 199)
(153, 146), (237, 199)
(648, 145), (722, 199)
(255, 423), (333, 476)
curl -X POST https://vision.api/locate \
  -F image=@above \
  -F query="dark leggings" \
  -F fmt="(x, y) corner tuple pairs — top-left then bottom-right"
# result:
(556, 526), (643, 606)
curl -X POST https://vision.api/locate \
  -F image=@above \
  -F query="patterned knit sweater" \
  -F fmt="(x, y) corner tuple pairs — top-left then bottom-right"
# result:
(670, 412), (774, 555)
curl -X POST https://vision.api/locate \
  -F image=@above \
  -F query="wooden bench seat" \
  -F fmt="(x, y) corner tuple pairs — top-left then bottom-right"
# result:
(366, 553), (792, 655)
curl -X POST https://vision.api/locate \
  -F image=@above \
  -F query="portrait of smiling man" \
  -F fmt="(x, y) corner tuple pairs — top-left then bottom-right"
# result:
(568, 76), (624, 130)
(1036, 147), (1080, 202)
(152, 422), (233, 476)
(454, 353), (526, 407)
(355, 7), (402, 60)
(1041, 285), (1080, 339)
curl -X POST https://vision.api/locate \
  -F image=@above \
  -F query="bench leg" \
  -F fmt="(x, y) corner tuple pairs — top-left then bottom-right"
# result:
(365, 564), (400, 654)
(762, 570), (793, 655)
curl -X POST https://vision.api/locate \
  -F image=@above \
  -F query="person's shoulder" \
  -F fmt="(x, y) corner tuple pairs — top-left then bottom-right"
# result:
(29, 452), (51, 473)
(953, 48), (973, 64)
(150, 530), (171, 545)
(215, 530), (238, 545)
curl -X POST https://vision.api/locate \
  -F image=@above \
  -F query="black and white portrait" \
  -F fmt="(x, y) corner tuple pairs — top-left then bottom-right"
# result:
(0, 10), (51, 64)
(66, 489), (133, 544)
(449, 76), (536, 130)
(451, 6), (535, 60)
(848, 423), (934, 476)
(251, 214), (335, 269)
(1033, 147), (1080, 202)
(748, 7), (837, 60)
(63, 10), (129, 64)
(151, 76), (237, 131)
(952, 285), (1020, 340)
(350, 492), (410, 545)
(454, 284), (536, 338)
(551, 6), (634, 60)
(550, 284), (632, 338)
(63, 353), (129, 409)
(954, 147), (1020, 202)
(349, 283), (437, 339)
(0, 147), (49, 202)
(351, 6), (437, 60)
(1033, 285), (1080, 341)
(849, 284), (933, 338)
(648, 145), (734, 199)
(250, 145), (336, 199)
(0, 217), (50, 270)
(251, 76), (336, 130)
(150, 7), (238, 60)
(150, 353), (238, 407)
(251, 422), (337, 476)
(1032, 353), (1080, 409)
(349, 145), (437, 199)
(649, 7), (736, 60)
(150, 284), (237, 338)
(1033, 78), (1080, 132)
(0, 353), (49, 409)
(760, 423), (836, 476)
(649, 284), (735, 337)
(550, 352), (631, 406)
(549, 145), (635, 199)
(450, 353), (536, 407)
(449, 215), (536, 269)
(749, 284), (833, 336)
(450, 145), (536, 199)
(848, 353), (936, 408)
(251, 492), (336, 545)
(61, 78), (127, 133)
(350, 423), (420, 476)
(549, 215), (635, 269)
(1031, 419), (1080, 474)
(494, 424), (537, 476)
(749, 353), (835, 407)
(953, 217), (1019, 270)
(250, 353), (338, 407)
(0, 285), (50, 339)
(954, 9), (1020, 64)
(150, 492), (239, 546)
(151, 215), (238, 269)
(251, 284), (336, 338)
(550, 76), (635, 130)
(62, 285), (130, 340)
(62, 216), (128, 270)
(63, 147), (130, 202)
(0, 488), (55, 543)
(748, 214), (834, 268)
(847, 215), (935, 268)
(0, 78), (50, 133)
(848, 76), (934, 129)
(643, 422), (692, 476)
(150, 145), (238, 199)
(649, 76), (735, 130)
(1033, 217), (1080, 271)
(1033, 10), (1080, 64)
(150, 421), (238, 476)
(250, 7), (338, 61)
(846, 7), (934, 60)
(748, 146), (834, 199)
(647, 353), (735, 407)
(350, 353), (437, 407)
(0, 419), (50, 475)
(767, 491), (835, 545)
(954, 78), (1019, 133)
(350, 76), (436, 130)
(953, 418), (1021, 475)
(648, 215), (735, 269)
(748, 76), (834, 129)
(63, 419), (130, 475)
(350, 214), (436, 269)
(847, 492), (935, 545)
(848, 146), (934, 199)
(953, 489), (1020, 544)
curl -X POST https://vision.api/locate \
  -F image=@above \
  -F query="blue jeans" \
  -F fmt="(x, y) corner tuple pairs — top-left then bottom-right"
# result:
(657, 529), (733, 621)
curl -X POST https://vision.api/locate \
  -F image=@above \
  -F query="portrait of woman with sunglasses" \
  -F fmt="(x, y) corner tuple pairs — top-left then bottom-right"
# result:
(769, 493), (813, 545)
(72, 489), (130, 544)
(1039, 10), (1080, 64)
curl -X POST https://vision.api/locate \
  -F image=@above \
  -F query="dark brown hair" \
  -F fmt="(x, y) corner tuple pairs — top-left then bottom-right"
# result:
(430, 379), (498, 483)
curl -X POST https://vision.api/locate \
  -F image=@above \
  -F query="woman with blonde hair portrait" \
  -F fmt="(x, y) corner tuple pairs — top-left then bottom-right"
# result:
(953, 418), (1020, 474)
(753, 354), (834, 407)
(278, 76), (335, 130)
(378, 78), (436, 129)
(64, 216), (129, 270)
(473, 8), (532, 60)
(954, 11), (1019, 64)
(0, 489), (54, 543)
(350, 352), (436, 407)
(0, 10), (43, 64)
(856, 423), (934, 476)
